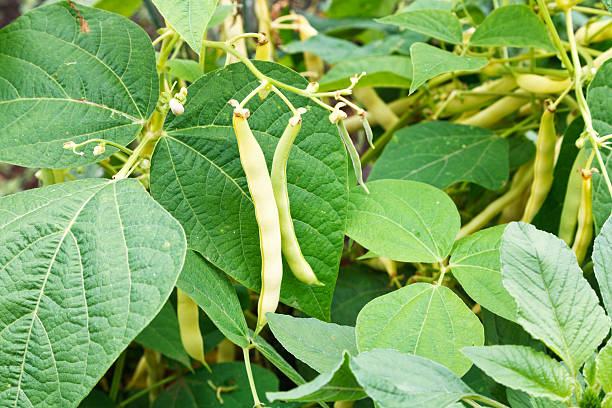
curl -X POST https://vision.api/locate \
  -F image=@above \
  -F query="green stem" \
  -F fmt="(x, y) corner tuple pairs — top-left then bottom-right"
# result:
(109, 350), (127, 402)
(464, 395), (510, 408)
(535, 0), (574, 76)
(118, 373), (183, 407)
(565, 9), (612, 199)
(243, 347), (263, 408)
(114, 130), (158, 180)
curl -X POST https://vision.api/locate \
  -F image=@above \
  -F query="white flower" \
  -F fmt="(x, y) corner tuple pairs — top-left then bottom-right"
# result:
(169, 98), (184, 116)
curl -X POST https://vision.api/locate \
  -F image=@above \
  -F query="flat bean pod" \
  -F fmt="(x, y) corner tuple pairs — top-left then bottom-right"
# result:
(271, 111), (323, 286)
(558, 150), (587, 245)
(522, 105), (557, 223)
(232, 106), (283, 335)
(572, 169), (594, 265)
(177, 288), (207, 367)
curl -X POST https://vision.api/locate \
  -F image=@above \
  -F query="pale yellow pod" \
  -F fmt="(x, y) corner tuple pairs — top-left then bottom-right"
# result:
(572, 170), (594, 265)
(576, 19), (612, 45)
(233, 112), (283, 335)
(271, 114), (323, 286)
(516, 74), (571, 94)
(444, 76), (517, 115)
(177, 288), (207, 366)
(456, 90), (527, 128)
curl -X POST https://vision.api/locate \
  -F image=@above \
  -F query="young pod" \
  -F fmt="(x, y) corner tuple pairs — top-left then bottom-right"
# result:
(271, 109), (323, 286)
(254, 32), (272, 61)
(232, 105), (283, 335)
(516, 74), (571, 94)
(443, 76), (517, 115)
(522, 104), (557, 223)
(572, 168), (594, 265)
(456, 90), (527, 128)
(576, 19), (612, 45)
(558, 150), (587, 245)
(177, 288), (207, 367)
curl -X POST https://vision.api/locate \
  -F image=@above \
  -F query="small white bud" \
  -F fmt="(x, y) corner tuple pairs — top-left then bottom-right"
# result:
(306, 82), (319, 93)
(169, 98), (184, 116)
(93, 144), (105, 156)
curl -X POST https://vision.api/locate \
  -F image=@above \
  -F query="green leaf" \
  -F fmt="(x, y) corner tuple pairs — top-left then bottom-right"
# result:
(376, 9), (463, 44)
(507, 389), (567, 408)
(177, 250), (250, 348)
(450, 225), (517, 322)
(368, 122), (509, 190)
(283, 35), (360, 64)
(346, 179), (460, 263)
(250, 332), (307, 387)
(267, 313), (358, 373)
(594, 214), (612, 317)
(463, 345), (573, 402)
(326, 0), (400, 18)
(152, 362), (279, 407)
(597, 341), (612, 393)
(605, 0), (612, 11)
(587, 59), (612, 233)
(481, 310), (545, 352)
(135, 299), (191, 368)
(78, 390), (114, 408)
(331, 265), (391, 326)
(94, 0), (142, 17)
(0, 179), (186, 408)
(266, 353), (365, 403)
(319, 56), (413, 91)
(409, 43), (487, 93)
(501, 222), (611, 373)
(207, 5), (236, 28)
(355, 282), (484, 377)
(469, 5), (555, 50)
(0, 3), (157, 168)
(150, 61), (348, 320)
(151, 0), (216, 54)
(165, 58), (203, 83)
(349, 349), (475, 408)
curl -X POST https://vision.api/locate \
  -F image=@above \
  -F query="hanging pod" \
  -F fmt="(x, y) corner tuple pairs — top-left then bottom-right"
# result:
(271, 109), (324, 286)
(177, 288), (208, 369)
(522, 103), (557, 223)
(232, 104), (283, 335)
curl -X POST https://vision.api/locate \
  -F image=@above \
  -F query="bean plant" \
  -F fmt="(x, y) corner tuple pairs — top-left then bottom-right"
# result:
(0, 0), (612, 407)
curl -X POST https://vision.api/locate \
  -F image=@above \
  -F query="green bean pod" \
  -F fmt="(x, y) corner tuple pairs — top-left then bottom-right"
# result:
(177, 288), (207, 367)
(233, 109), (283, 335)
(522, 105), (557, 223)
(337, 120), (369, 194)
(572, 169), (594, 265)
(271, 113), (324, 286)
(558, 150), (587, 245)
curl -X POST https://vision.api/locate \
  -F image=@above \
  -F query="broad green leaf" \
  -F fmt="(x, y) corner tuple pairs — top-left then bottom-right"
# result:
(350, 349), (475, 408)
(508, 136), (536, 170)
(325, 0), (400, 18)
(266, 353), (365, 403)
(267, 313), (358, 373)
(151, 0), (216, 54)
(0, 3), (158, 168)
(165, 58), (203, 83)
(346, 179), (460, 263)
(501, 222), (611, 373)
(481, 310), (545, 352)
(94, 0), (141, 16)
(177, 250), (250, 348)
(319, 56), (413, 91)
(450, 225), (517, 322)
(150, 61), (348, 320)
(507, 389), (567, 408)
(0, 179), (186, 408)
(401, 0), (454, 11)
(597, 341), (612, 393)
(135, 299), (191, 368)
(331, 265), (391, 326)
(463, 345), (573, 402)
(368, 122), (509, 190)
(409, 43), (487, 93)
(469, 5), (555, 50)
(152, 362), (279, 407)
(207, 5), (236, 28)
(376, 9), (462, 44)
(250, 332), (307, 387)
(594, 214), (612, 316)
(355, 282), (484, 376)
(587, 59), (612, 233)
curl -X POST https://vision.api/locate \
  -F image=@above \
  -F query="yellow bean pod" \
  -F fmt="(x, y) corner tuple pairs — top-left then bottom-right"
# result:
(522, 105), (557, 223)
(177, 288), (207, 367)
(572, 169), (594, 265)
(558, 150), (587, 245)
(456, 90), (527, 128)
(444, 76), (517, 115)
(233, 108), (283, 335)
(576, 19), (612, 45)
(271, 112), (323, 286)
(516, 74), (571, 94)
